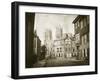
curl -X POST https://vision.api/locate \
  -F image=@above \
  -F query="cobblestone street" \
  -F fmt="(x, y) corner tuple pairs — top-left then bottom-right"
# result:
(33, 57), (89, 68)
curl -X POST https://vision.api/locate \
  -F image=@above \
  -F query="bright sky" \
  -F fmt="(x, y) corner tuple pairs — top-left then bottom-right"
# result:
(34, 13), (77, 45)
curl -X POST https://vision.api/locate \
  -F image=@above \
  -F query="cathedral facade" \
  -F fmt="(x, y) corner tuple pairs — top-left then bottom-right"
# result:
(44, 27), (75, 58)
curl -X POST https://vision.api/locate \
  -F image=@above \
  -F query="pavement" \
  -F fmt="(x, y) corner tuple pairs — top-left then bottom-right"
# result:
(44, 57), (88, 67)
(33, 59), (46, 67)
(33, 57), (89, 68)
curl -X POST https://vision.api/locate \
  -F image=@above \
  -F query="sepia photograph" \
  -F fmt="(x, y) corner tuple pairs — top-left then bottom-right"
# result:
(25, 13), (90, 68)
(11, 2), (97, 79)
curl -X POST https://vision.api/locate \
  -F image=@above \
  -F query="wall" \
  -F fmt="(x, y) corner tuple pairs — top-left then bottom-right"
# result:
(0, 0), (99, 81)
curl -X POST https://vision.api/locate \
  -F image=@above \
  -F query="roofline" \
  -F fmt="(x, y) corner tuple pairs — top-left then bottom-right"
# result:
(72, 15), (87, 23)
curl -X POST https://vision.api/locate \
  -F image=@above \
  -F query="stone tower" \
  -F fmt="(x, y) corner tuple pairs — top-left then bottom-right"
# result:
(56, 26), (63, 40)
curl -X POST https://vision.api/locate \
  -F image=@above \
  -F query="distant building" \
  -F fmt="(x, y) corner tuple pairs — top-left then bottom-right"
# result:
(44, 27), (76, 59)
(56, 27), (63, 40)
(44, 29), (52, 41)
(73, 15), (89, 60)
(54, 27), (64, 57)
(53, 27), (73, 58)
(44, 29), (53, 58)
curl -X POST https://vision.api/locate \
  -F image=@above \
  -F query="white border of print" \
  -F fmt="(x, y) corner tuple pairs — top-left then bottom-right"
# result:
(19, 5), (95, 76)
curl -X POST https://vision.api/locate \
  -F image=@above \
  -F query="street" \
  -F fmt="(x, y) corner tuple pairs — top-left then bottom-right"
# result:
(33, 57), (89, 68)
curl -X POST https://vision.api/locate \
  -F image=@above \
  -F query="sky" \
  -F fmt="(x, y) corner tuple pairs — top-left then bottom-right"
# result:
(34, 13), (77, 45)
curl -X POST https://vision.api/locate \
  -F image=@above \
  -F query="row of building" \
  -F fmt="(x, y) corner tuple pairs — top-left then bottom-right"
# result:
(26, 14), (89, 68)
(44, 27), (75, 59)
(73, 15), (89, 60)
(44, 15), (89, 60)
(33, 31), (46, 61)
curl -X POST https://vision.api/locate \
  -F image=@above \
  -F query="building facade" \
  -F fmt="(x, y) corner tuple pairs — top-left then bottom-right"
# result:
(53, 27), (64, 57)
(64, 36), (72, 58)
(73, 15), (89, 60)
(33, 30), (41, 61)
(44, 29), (53, 58)
(56, 27), (63, 39)
(44, 27), (77, 59)
(53, 27), (73, 58)
(71, 36), (77, 57)
(53, 39), (65, 57)
(25, 13), (35, 68)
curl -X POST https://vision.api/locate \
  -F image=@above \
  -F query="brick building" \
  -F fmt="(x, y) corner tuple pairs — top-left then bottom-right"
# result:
(73, 15), (89, 60)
